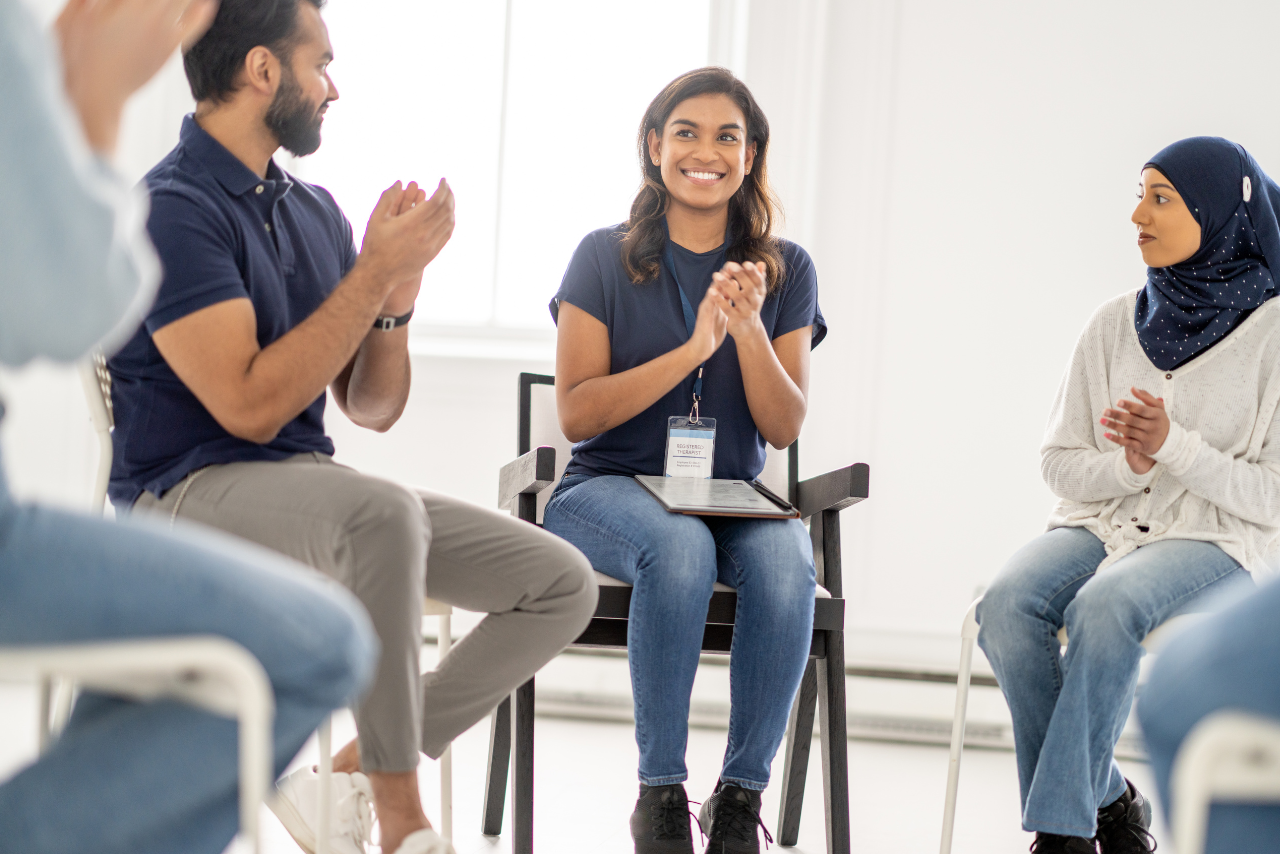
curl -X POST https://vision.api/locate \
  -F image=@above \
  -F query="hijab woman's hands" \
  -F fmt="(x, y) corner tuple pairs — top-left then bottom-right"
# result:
(710, 260), (768, 341)
(56, 0), (220, 155)
(1102, 388), (1170, 475)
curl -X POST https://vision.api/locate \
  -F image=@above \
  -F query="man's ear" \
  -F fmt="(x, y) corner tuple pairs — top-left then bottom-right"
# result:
(241, 45), (281, 97)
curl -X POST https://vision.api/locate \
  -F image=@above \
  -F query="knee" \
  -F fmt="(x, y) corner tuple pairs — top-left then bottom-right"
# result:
(1064, 580), (1141, 647)
(537, 536), (600, 633)
(976, 572), (1034, 650)
(348, 480), (431, 553)
(294, 584), (381, 708)
(636, 522), (716, 592)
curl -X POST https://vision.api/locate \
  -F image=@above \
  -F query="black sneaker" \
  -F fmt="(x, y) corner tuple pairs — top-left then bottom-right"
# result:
(631, 783), (695, 854)
(1096, 779), (1157, 853)
(698, 781), (773, 854)
(1029, 832), (1097, 853)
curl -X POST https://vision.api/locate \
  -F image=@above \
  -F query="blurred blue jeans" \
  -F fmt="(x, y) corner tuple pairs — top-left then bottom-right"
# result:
(543, 473), (815, 791)
(1139, 575), (1280, 854)
(0, 445), (378, 854)
(977, 526), (1247, 837)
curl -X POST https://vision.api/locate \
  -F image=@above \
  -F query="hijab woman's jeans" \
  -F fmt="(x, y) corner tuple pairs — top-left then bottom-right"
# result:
(977, 526), (1248, 837)
(543, 473), (816, 791)
(1138, 575), (1280, 854)
(0, 448), (377, 854)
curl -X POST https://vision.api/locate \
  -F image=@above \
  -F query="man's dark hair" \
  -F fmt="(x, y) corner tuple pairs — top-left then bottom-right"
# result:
(184, 0), (324, 103)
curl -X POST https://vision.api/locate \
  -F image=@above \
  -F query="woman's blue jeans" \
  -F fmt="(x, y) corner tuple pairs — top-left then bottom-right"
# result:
(0, 446), (378, 854)
(977, 526), (1249, 837)
(1139, 576), (1280, 854)
(544, 474), (816, 791)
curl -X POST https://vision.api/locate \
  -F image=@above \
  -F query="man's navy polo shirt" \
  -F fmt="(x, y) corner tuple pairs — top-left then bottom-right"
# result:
(107, 115), (357, 507)
(551, 224), (826, 482)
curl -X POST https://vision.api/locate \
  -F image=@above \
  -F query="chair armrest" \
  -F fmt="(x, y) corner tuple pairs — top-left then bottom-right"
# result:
(498, 446), (557, 511)
(796, 462), (869, 520)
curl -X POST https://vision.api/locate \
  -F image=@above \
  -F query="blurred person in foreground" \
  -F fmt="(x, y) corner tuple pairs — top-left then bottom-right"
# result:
(105, 1), (598, 852)
(976, 137), (1280, 854)
(0, 1), (378, 853)
(1137, 576), (1280, 853)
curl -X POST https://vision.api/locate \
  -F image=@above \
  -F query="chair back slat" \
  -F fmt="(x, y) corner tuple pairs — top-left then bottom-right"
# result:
(519, 372), (797, 522)
(524, 377), (572, 524)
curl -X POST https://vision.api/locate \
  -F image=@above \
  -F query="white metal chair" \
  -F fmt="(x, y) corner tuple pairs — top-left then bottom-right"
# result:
(80, 353), (457, 848)
(939, 594), (1203, 854)
(1171, 710), (1280, 854)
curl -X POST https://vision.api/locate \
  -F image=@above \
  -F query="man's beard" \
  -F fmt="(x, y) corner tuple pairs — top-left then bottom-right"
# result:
(265, 66), (326, 157)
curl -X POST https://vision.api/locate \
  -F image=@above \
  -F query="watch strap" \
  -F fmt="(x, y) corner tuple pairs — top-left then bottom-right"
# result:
(373, 308), (414, 331)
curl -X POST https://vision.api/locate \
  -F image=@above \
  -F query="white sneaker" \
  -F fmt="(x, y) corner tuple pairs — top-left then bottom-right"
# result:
(389, 828), (455, 854)
(268, 765), (375, 854)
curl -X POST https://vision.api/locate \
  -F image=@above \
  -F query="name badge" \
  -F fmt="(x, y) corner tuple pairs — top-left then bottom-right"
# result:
(665, 416), (716, 478)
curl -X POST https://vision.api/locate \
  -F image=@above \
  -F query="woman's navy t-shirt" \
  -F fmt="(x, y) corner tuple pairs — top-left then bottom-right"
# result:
(550, 224), (826, 481)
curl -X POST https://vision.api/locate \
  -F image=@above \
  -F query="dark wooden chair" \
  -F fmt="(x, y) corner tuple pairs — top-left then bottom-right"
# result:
(484, 372), (869, 854)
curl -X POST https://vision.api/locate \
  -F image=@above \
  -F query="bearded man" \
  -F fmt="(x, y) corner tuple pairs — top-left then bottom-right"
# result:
(105, 3), (597, 853)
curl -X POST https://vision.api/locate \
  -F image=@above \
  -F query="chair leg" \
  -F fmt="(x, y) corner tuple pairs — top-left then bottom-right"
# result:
(778, 660), (819, 846)
(482, 696), (512, 836)
(37, 676), (52, 755)
(817, 631), (850, 854)
(317, 716), (332, 854)
(940, 599), (982, 854)
(438, 614), (453, 842)
(514, 676), (535, 854)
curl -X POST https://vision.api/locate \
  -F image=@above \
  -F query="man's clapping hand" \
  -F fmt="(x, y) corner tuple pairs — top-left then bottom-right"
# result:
(357, 177), (455, 310)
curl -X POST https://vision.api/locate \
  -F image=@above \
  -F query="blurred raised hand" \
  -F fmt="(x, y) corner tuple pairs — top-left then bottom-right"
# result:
(55, 0), (219, 154)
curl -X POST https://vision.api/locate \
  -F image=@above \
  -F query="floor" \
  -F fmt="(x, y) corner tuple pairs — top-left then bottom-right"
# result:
(0, 682), (1164, 854)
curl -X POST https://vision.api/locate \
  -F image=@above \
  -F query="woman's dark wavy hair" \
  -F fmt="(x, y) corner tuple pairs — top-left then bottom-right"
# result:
(621, 67), (785, 292)
(184, 0), (324, 103)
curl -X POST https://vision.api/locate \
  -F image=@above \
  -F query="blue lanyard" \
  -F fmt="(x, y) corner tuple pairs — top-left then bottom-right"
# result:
(662, 240), (726, 403)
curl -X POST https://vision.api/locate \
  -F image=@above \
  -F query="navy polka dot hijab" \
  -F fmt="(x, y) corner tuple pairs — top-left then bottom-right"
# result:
(1135, 136), (1280, 370)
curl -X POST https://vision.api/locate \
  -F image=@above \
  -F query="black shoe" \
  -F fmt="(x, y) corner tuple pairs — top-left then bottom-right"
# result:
(631, 783), (695, 854)
(1029, 832), (1097, 853)
(698, 781), (773, 854)
(1096, 779), (1157, 853)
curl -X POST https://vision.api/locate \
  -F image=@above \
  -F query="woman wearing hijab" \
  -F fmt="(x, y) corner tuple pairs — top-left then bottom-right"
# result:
(977, 136), (1280, 854)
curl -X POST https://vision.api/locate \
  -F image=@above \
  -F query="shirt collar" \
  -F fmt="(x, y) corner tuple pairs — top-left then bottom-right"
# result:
(179, 114), (293, 202)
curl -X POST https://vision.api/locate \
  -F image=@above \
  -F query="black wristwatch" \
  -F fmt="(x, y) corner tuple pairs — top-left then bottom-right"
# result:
(373, 308), (413, 331)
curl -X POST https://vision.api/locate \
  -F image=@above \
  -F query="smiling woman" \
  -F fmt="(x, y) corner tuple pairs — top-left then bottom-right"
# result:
(539, 67), (828, 854)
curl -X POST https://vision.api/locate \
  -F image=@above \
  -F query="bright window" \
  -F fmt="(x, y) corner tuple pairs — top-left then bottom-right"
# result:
(298, 0), (711, 332)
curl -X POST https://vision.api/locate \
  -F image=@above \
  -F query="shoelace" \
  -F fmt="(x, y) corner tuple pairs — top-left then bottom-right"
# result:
(1028, 835), (1093, 853)
(336, 779), (374, 845)
(649, 793), (695, 840)
(1097, 821), (1157, 853)
(712, 795), (774, 850)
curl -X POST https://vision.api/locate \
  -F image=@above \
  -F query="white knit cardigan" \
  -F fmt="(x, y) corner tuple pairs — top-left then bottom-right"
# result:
(1043, 290), (1280, 573)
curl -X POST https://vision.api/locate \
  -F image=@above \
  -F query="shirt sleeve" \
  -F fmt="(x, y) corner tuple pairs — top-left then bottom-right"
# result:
(0, 0), (159, 366)
(549, 231), (608, 326)
(772, 243), (827, 348)
(1040, 304), (1154, 501)
(1152, 404), (1280, 527)
(143, 189), (249, 333)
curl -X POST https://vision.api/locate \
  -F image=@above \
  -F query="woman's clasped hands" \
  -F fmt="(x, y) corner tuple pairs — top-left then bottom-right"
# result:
(1101, 387), (1171, 475)
(686, 259), (769, 363)
(710, 260), (768, 339)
